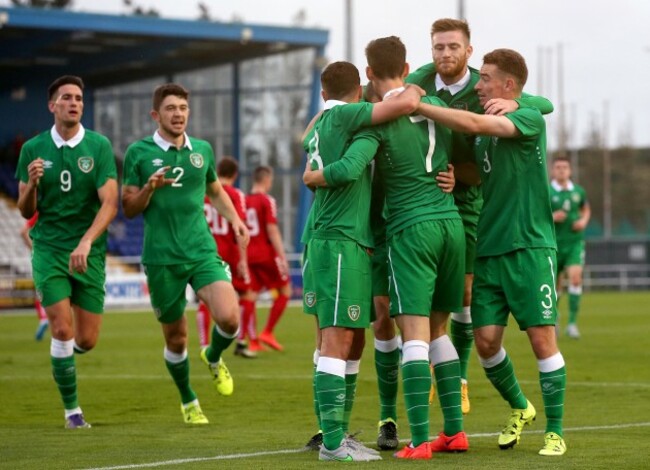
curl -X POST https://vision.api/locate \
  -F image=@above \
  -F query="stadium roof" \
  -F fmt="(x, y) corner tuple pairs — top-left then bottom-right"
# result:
(0, 7), (329, 91)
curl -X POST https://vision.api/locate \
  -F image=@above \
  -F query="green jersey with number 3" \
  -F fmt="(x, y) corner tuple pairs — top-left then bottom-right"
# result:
(15, 126), (117, 255)
(122, 134), (218, 265)
(474, 106), (556, 257)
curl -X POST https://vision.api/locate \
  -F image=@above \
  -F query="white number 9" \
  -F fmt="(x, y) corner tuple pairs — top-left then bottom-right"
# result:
(60, 170), (72, 192)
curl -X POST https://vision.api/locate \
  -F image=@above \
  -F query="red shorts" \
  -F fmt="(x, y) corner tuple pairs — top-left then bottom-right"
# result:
(222, 254), (251, 293)
(249, 256), (290, 292)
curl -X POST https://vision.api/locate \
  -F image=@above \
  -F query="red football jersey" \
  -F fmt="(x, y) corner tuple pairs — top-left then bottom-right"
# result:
(246, 192), (278, 264)
(204, 185), (246, 264)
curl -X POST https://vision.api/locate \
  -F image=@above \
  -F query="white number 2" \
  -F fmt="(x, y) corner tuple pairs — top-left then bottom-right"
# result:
(409, 116), (436, 172)
(172, 167), (184, 187)
(60, 170), (71, 192)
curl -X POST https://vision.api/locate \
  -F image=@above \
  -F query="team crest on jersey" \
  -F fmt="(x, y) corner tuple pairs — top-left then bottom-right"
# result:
(572, 194), (581, 203)
(189, 153), (204, 168)
(474, 137), (481, 146)
(78, 157), (94, 173)
(452, 102), (468, 111)
(348, 305), (360, 321)
(552, 196), (559, 203)
(305, 291), (316, 307)
(152, 158), (164, 167)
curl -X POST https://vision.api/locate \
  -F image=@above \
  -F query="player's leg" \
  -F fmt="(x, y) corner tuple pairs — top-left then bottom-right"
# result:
(565, 242), (585, 338)
(450, 215), (477, 414)
(69, 253), (107, 354)
(473, 254), (534, 449)
(235, 289), (259, 357)
(342, 328), (364, 435)
(304, 317), (323, 451)
(146, 263), (207, 423)
(260, 257), (291, 349)
(196, 300), (212, 349)
(34, 299), (49, 341)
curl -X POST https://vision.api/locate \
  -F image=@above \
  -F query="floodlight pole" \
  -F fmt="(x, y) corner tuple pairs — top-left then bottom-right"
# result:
(458, 0), (465, 19)
(345, 0), (353, 62)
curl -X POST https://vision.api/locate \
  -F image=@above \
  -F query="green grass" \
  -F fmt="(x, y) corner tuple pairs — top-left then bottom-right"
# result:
(1, 291), (649, 469)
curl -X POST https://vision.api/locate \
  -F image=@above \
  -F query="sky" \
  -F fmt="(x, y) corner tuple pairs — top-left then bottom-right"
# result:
(3, 0), (649, 149)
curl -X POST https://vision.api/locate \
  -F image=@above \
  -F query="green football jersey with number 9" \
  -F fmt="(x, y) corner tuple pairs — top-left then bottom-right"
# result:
(16, 127), (117, 255)
(122, 135), (218, 265)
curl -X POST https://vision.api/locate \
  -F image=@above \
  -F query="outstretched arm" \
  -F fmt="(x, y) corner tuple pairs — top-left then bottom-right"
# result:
(417, 101), (519, 138)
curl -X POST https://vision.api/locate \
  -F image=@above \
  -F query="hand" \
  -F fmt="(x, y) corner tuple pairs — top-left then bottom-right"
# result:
(404, 83), (426, 97)
(572, 219), (587, 231)
(232, 219), (250, 246)
(27, 158), (45, 186)
(436, 164), (455, 193)
(277, 256), (289, 278)
(484, 98), (519, 116)
(553, 210), (567, 223)
(237, 259), (250, 283)
(69, 240), (92, 274)
(148, 166), (174, 191)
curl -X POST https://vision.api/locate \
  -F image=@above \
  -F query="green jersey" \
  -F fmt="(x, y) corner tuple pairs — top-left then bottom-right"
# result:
(302, 101), (374, 248)
(366, 94), (459, 237)
(123, 132), (218, 265)
(474, 106), (556, 257)
(15, 125), (117, 255)
(550, 180), (588, 244)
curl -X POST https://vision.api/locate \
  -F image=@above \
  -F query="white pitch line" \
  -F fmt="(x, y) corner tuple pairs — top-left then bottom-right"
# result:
(80, 421), (650, 470)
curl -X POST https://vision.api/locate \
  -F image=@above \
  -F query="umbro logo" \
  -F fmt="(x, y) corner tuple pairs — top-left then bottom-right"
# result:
(43, 160), (54, 169)
(152, 158), (164, 167)
(542, 309), (553, 319)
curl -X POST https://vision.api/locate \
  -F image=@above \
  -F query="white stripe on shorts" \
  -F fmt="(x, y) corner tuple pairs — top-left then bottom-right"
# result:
(548, 256), (558, 301)
(333, 253), (342, 326)
(387, 246), (403, 313)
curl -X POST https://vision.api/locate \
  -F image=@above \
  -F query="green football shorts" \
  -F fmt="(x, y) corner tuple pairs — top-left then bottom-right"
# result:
(557, 240), (585, 273)
(371, 241), (389, 297)
(303, 238), (372, 329)
(32, 246), (106, 314)
(387, 218), (465, 316)
(145, 255), (231, 324)
(472, 247), (559, 331)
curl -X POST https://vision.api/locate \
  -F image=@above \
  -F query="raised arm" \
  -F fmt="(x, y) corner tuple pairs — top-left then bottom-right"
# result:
(370, 84), (424, 124)
(417, 101), (519, 138)
(122, 166), (174, 218)
(17, 158), (44, 219)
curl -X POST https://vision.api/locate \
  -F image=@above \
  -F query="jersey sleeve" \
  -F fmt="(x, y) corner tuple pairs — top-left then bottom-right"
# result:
(518, 93), (554, 115)
(323, 129), (380, 187)
(405, 62), (437, 86)
(339, 102), (374, 133)
(95, 136), (118, 189)
(421, 95), (448, 108)
(264, 195), (278, 225)
(505, 107), (544, 138)
(122, 144), (142, 188)
(15, 141), (33, 183)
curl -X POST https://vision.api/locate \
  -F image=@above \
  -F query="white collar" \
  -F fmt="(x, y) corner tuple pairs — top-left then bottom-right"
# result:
(324, 100), (348, 110)
(51, 124), (85, 149)
(153, 130), (192, 151)
(383, 86), (405, 100)
(551, 179), (575, 191)
(435, 68), (471, 96)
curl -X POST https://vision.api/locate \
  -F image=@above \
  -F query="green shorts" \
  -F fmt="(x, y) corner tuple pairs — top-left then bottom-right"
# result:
(472, 248), (558, 331)
(372, 242), (389, 297)
(145, 255), (231, 324)
(557, 240), (585, 273)
(32, 246), (106, 313)
(302, 244), (317, 316)
(303, 238), (372, 329)
(457, 200), (479, 274)
(387, 219), (465, 316)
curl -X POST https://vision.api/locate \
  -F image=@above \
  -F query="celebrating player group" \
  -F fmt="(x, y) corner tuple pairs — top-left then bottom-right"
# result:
(300, 18), (567, 461)
(15, 14), (570, 463)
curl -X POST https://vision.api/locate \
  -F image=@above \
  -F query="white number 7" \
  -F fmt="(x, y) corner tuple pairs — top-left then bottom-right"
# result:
(409, 116), (436, 172)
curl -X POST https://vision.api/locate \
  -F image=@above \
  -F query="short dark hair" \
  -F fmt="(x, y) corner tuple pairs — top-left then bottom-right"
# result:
(152, 83), (189, 111)
(321, 61), (360, 100)
(253, 165), (273, 183)
(431, 18), (471, 42)
(483, 49), (528, 90)
(217, 156), (239, 178)
(48, 75), (84, 101)
(365, 36), (406, 80)
(553, 156), (571, 165)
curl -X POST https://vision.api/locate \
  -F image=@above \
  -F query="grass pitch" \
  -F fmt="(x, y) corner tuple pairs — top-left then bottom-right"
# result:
(1, 291), (649, 469)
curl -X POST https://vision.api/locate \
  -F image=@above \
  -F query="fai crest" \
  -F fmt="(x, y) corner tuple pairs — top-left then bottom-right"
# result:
(305, 291), (316, 307)
(78, 157), (94, 173)
(189, 153), (204, 168)
(348, 305), (360, 321)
